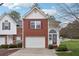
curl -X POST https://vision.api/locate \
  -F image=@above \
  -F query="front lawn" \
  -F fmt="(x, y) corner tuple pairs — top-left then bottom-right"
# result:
(56, 39), (79, 56)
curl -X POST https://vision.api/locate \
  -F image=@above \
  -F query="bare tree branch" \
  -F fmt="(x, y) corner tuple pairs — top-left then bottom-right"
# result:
(56, 3), (79, 22)
(0, 3), (3, 6)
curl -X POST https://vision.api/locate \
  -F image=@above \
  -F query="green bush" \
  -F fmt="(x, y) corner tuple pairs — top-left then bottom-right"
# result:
(56, 44), (68, 51)
(48, 44), (53, 49)
(0, 43), (22, 48)
(0, 44), (9, 49)
(0, 46), (2, 49)
(8, 44), (17, 48)
(17, 43), (22, 48)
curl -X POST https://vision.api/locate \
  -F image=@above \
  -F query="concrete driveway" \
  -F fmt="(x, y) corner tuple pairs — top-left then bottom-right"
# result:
(9, 48), (57, 56)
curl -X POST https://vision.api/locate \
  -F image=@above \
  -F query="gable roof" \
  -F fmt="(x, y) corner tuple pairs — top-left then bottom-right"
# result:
(0, 13), (22, 28)
(23, 6), (48, 19)
(0, 13), (17, 23)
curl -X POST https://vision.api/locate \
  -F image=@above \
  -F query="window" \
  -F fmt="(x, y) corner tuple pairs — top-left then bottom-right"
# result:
(2, 20), (11, 30)
(49, 30), (56, 33)
(49, 34), (52, 40)
(30, 21), (35, 29)
(30, 21), (41, 29)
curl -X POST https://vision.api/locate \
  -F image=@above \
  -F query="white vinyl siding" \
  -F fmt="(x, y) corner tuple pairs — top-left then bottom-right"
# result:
(0, 37), (5, 45)
(7, 36), (13, 44)
(0, 15), (17, 35)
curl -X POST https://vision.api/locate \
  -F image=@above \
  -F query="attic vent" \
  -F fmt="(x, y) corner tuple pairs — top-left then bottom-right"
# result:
(34, 9), (37, 13)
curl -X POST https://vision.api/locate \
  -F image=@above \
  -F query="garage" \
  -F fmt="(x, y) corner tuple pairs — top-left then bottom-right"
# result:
(0, 36), (5, 45)
(25, 37), (45, 48)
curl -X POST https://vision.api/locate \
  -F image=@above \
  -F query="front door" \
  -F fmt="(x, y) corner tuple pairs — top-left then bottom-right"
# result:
(53, 34), (57, 44)
(49, 33), (57, 45)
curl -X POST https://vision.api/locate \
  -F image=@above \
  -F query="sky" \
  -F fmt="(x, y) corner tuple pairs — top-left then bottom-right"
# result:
(0, 3), (74, 25)
(0, 3), (58, 16)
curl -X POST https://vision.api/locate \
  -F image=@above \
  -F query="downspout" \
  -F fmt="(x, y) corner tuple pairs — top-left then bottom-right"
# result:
(22, 18), (24, 48)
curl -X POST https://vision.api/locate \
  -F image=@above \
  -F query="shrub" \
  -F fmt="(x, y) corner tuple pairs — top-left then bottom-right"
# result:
(0, 44), (8, 49)
(8, 44), (17, 48)
(0, 46), (2, 49)
(56, 44), (68, 51)
(48, 44), (53, 49)
(17, 43), (22, 48)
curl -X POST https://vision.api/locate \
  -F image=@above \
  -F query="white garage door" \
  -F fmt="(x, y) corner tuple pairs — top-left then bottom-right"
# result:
(25, 37), (45, 48)
(0, 37), (5, 45)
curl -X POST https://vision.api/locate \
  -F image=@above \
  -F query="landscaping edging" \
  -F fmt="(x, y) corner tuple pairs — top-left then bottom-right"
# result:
(56, 50), (72, 53)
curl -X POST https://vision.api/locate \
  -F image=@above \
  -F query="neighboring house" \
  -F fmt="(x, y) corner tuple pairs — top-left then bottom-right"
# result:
(0, 4), (60, 48)
(22, 5), (60, 48)
(0, 14), (22, 45)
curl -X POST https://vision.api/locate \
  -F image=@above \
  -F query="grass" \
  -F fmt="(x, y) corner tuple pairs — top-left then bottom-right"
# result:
(56, 39), (79, 56)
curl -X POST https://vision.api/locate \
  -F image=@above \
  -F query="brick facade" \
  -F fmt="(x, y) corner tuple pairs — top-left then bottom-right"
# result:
(23, 19), (48, 48)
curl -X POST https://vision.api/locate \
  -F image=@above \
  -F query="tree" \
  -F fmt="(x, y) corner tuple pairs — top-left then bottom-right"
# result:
(60, 20), (79, 39)
(55, 3), (79, 22)
(0, 3), (3, 6)
(9, 11), (21, 22)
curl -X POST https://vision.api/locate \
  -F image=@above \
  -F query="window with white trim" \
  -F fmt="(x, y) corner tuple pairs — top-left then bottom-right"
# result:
(2, 20), (11, 30)
(30, 21), (41, 29)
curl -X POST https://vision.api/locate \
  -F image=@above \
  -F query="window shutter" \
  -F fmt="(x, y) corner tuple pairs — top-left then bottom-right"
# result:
(2, 20), (11, 30)
(9, 22), (10, 30)
(2, 23), (4, 30)
(29, 21), (30, 29)
(40, 21), (42, 29)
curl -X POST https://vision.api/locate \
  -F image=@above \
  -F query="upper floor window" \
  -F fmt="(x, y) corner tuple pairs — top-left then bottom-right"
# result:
(2, 20), (11, 30)
(30, 21), (41, 29)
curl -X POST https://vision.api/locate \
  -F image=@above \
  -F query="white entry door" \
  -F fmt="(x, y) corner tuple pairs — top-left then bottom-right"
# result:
(0, 36), (5, 45)
(49, 33), (57, 45)
(25, 37), (45, 48)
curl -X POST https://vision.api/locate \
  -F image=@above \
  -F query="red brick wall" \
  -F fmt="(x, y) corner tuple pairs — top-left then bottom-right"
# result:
(13, 28), (22, 44)
(23, 19), (48, 48)
(17, 28), (22, 36)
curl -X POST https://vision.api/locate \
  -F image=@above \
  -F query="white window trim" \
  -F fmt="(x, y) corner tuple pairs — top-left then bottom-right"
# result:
(35, 21), (36, 29)
(35, 21), (41, 29)
(2, 20), (11, 30)
(30, 21), (41, 29)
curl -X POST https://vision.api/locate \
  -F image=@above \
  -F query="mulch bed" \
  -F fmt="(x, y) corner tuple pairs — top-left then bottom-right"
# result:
(0, 49), (19, 56)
